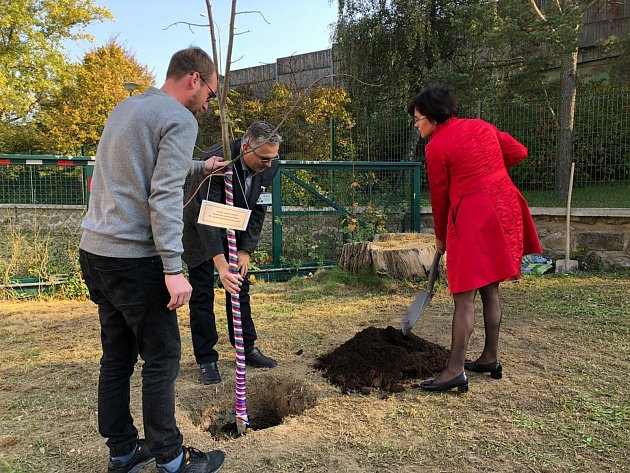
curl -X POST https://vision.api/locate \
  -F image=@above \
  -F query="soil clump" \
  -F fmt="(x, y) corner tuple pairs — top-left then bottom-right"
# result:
(315, 325), (449, 393)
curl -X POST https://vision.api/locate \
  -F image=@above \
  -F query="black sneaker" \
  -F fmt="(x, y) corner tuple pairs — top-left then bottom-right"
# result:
(156, 446), (225, 473)
(108, 439), (154, 473)
(245, 347), (278, 368)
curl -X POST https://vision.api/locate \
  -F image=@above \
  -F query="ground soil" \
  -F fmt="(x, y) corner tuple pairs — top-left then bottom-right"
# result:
(1, 272), (629, 473)
(315, 326), (449, 393)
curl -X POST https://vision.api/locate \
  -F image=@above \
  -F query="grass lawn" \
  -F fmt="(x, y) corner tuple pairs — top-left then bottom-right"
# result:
(522, 183), (630, 208)
(0, 269), (629, 472)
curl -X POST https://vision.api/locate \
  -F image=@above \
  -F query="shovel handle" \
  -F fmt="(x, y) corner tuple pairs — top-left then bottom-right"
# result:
(565, 162), (575, 261)
(426, 251), (442, 295)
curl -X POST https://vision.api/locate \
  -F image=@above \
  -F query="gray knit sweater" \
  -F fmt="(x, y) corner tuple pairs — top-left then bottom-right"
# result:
(80, 87), (204, 273)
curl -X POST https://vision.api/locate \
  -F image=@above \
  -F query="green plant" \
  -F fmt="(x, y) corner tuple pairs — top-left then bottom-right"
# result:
(570, 248), (604, 272)
(58, 271), (89, 300)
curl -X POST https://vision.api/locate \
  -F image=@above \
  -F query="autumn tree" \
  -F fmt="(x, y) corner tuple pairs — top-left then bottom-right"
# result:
(0, 0), (112, 123)
(36, 40), (154, 154)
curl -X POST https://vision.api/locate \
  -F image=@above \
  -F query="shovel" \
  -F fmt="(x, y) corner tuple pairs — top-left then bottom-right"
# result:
(555, 162), (578, 274)
(401, 250), (442, 335)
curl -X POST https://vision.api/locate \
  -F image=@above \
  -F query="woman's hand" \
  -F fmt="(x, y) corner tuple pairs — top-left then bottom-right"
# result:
(435, 238), (446, 254)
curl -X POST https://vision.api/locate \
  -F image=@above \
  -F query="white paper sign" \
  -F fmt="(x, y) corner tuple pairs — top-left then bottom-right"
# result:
(197, 200), (251, 231)
(257, 193), (272, 205)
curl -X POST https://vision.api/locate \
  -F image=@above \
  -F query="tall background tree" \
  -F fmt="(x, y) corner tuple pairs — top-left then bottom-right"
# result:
(334, 0), (463, 114)
(0, 0), (112, 122)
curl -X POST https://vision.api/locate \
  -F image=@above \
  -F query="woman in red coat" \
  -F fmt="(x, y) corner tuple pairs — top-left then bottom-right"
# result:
(408, 86), (541, 393)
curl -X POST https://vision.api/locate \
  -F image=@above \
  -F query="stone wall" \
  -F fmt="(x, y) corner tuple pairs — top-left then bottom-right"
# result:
(3, 205), (629, 269)
(418, 207), (630, 269)
(0, 205), (85, 234)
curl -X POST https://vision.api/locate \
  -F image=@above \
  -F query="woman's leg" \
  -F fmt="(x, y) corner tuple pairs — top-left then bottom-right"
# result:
(476, 281), (501, 364)
(433, 289), (476, 382)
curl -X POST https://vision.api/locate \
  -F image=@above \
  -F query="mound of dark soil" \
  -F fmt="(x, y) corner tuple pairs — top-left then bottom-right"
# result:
(315, 326), (449, 393)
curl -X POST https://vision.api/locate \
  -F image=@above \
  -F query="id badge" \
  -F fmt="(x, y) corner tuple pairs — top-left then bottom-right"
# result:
(257, 193), (272, 205)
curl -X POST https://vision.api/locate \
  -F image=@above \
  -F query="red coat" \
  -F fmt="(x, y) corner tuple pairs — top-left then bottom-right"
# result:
(425, 118), (542, 294)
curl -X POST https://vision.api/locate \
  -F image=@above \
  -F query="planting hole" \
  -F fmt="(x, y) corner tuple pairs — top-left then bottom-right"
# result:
(195, 374), (317, 439)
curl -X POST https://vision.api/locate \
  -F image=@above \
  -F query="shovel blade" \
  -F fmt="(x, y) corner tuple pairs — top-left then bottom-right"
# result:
(400, 290), (432, 335)
(555, 259), (578, 274)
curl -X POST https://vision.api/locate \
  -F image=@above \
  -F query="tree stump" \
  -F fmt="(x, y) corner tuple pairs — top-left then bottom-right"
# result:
(339, 233), (444, 280)
(339, 241), (372, 274)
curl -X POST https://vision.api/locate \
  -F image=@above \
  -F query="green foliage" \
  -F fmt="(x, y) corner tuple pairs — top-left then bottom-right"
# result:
(334, 0), (620, 109)
(198, 82), (353, 161)
(279, 232), (331, 268)
(342, 201), (390, 243)
(0, 0), (112, 123)
(570, 248), (604, 272)
(334, 0), (451, 113)
(58, 271), (89, 299)
(35, 40), (154, 154)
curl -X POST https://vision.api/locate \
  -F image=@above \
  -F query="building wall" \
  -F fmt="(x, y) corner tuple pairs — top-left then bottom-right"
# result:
(228, 48), (341, 96)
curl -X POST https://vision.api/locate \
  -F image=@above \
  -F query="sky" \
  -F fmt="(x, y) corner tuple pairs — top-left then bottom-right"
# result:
(65, 0), (338, 84)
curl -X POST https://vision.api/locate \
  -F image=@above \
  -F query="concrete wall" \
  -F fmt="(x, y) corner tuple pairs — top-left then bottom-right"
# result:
(2, 205), (629, 269)
(0, 205), (85, 234)
(418, 207), (630, 269)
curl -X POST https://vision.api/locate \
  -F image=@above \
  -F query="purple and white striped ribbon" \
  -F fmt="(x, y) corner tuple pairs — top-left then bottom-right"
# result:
(224, 166), (249, 427)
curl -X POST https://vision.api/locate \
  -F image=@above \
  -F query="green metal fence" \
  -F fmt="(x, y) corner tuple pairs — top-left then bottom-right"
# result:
(0, 155), (94, 206)
(273, 89), (630, 208)
(2, 89), (628, 209)
(270, 161), (421, 266)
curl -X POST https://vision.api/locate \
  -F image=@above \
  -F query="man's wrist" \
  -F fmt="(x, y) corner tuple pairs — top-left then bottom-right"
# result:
(164, 270), (183, 276)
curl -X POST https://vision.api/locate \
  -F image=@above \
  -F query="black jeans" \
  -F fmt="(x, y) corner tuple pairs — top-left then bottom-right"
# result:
(79, 250), (183, 464)
(188, 258), (257, 365)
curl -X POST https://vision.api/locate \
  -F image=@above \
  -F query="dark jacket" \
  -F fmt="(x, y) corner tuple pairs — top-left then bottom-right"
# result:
(182, 138), (279, 268)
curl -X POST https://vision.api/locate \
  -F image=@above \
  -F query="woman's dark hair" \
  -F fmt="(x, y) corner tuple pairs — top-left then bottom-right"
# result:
(407, 85), (460, 124)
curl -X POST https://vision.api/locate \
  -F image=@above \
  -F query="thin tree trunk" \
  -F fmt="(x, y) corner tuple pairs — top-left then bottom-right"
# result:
(554, 48), (578, 198)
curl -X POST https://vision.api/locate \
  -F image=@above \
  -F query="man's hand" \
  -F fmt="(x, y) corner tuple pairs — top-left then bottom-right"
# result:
(203, 156), (228, 176)
(164, 273), (192, 310)
(213, 254), (243, 294)
(435, 238), (446, 254)
(237, 250), (250, 278)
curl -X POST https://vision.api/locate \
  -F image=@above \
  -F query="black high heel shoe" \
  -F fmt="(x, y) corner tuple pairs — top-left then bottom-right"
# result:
(464, 360), (503, 379)
(420, 373), (468, 393)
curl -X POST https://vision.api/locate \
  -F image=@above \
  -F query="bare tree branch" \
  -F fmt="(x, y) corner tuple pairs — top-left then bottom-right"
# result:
(205, 0), (237, 167)
(162, 21), (208, 31)
(528, 0), (547, 21)
(236, 10), (271, 24)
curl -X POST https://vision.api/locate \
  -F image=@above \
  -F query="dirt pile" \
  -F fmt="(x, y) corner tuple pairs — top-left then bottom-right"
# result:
(315, 326), (450, 393)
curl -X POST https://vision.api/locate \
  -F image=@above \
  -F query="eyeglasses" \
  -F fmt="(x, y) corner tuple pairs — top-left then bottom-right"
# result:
(198, 73), (217, 102)
(252, 148), (279, 164)
(414, 115), (427, 123)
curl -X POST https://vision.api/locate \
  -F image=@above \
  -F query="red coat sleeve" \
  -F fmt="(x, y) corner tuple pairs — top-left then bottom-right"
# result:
(497, 129), (528, 169)
(425, 144), (450, 242)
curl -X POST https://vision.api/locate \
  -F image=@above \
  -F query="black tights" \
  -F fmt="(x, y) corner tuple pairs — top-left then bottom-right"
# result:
(433, 281), (501, 382)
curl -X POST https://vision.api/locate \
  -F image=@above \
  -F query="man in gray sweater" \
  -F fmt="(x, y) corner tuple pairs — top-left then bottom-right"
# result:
(79, 47), (226, 473)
